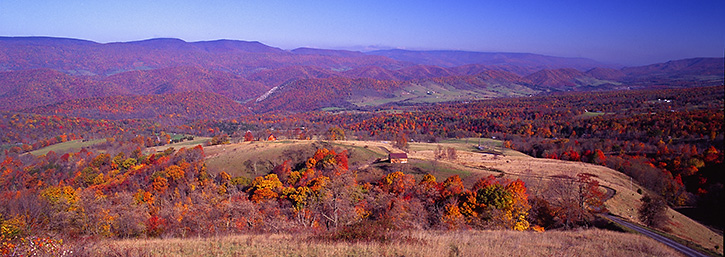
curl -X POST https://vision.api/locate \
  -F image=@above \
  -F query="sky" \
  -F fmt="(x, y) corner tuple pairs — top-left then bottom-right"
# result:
(1, 0), (723, 66)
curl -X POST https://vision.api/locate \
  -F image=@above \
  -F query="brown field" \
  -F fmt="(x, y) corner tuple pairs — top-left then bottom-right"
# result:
(201, 139), (723, 255)
(81, 229), (683, 257)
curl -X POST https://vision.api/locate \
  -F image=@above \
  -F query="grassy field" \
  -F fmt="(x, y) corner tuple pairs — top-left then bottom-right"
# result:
(577, 111), (612, 118)
(349, 82), (537, 108)
(27, 139), (106, 156)
(77, 229), (683, 257)
(146, 136), (211, 154)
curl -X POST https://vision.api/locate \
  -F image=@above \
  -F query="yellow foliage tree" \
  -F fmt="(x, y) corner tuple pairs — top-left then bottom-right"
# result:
(249, 174), (283, 202)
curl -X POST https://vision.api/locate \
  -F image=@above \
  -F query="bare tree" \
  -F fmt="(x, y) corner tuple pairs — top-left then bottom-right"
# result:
(434, 145), (445, 161)
(312, 172), (360, 229)
(393, 133), (409, 151)
(446, 147), (457, 160)
(543, 174), (605, 229)
(110, 192), (149, 238)
(638, 194), (669, 229)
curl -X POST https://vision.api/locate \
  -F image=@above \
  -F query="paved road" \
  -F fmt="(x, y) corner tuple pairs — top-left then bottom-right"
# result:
(604, 214), (710, 257)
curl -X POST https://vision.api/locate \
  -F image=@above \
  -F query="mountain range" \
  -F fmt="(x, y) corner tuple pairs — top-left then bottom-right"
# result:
(1, 36), (722, 117)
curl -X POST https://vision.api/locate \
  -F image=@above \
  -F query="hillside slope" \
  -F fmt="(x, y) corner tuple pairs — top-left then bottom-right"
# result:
(0, 67), (268, 111)
(0, 69), (129, 110)
(25, 91), (249, 121)
(367, 49), (612, 71)
(350, 139), (724, 254)
(106, 66), (268, 101)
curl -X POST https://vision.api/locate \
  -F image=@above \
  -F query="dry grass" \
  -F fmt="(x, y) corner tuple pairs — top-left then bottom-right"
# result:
(79, 229), (684, 257)
(202, 140), (386, 178)
(203, 140), (305, 177)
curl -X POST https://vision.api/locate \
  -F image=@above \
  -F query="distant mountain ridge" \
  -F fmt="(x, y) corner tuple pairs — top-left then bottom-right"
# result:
(0, 36), (404, 75)
(366, 49), (615, 70)
(0, 36), (722, 115)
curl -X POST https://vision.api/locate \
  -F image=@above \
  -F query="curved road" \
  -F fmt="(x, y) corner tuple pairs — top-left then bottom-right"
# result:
(604, 214), (710, 257)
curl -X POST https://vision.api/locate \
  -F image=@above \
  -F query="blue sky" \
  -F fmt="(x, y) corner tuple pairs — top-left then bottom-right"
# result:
(1, 0), (723, 65)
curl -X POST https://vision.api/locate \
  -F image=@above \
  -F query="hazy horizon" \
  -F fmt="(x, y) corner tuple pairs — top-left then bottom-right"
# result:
(2, 0), (723, 66)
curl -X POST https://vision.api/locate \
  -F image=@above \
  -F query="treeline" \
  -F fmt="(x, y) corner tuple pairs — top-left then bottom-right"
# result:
(0, 111), (178, 156)
(25, 91), (250, 123)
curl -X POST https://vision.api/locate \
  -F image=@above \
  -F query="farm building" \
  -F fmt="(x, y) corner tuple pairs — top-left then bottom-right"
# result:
(389, 153), (408, 163)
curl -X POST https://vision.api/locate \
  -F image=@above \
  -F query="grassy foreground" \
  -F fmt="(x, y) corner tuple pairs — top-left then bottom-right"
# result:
(75, 229), (683, 257)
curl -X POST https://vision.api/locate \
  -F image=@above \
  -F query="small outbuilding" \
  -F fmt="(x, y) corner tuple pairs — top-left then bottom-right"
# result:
(389, 153), (408, 164)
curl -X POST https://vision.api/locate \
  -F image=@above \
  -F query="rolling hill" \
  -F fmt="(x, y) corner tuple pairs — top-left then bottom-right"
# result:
(524, 68), (589, 90)
(106, 66), (267, 101)
(24, 91), (249, 121)
(620, 57), (724, 87)
(246, 65), (339, 89)
(366, 49), (614, 70)
(1, 36), (723, 114)
(0, 69), (129, 110)
(0, 36), (405, 75)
